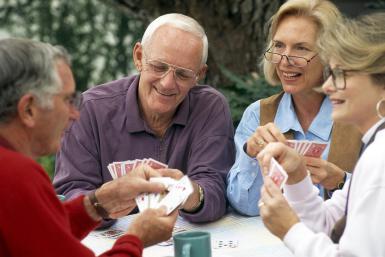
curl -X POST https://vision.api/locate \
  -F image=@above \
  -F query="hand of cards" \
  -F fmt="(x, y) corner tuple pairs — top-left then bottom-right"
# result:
(286, 140), (327, 158)
(136, 176), (193, 215)
(107, 158), (168, 179)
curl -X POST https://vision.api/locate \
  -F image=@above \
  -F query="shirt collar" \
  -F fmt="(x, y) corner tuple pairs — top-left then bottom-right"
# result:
(274, 93), (333, 140)
(0, 134), (15, 151)
(362, 118), (385, 145)
(125, 76), (189, 133)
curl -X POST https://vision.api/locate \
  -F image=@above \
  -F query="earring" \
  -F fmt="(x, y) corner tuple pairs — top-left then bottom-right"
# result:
(376, 98), (385, 119)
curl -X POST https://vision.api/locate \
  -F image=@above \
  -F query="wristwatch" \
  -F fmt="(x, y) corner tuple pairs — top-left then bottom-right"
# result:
(88, 190), (110, 219)
(336, 172), (347, 190)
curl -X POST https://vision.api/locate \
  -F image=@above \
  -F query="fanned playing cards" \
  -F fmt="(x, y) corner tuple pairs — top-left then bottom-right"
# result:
(106, 158), (193, 216)
(286, 140), (327, 158)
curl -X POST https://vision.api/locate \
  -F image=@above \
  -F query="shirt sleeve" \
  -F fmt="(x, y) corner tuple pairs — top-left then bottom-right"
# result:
(53, 103), (104, 199)
(180, 92), (235, 222)
(227, 101), (265, 216)
(63, 195), (100, 240)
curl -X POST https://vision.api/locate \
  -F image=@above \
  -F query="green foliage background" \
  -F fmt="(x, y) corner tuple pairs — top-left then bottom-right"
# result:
(0, 0), (280, 177)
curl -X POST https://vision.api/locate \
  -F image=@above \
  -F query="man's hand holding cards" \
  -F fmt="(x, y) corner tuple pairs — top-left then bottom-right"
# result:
(135, 175), (193, 215)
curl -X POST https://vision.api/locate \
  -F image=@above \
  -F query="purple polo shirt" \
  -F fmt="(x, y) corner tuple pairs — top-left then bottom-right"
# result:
(53, 75), (235, 222)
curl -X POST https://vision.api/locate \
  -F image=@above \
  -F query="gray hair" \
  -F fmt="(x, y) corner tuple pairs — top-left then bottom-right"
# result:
(0, 38), (70, 123)
(141, 13), (208, 65)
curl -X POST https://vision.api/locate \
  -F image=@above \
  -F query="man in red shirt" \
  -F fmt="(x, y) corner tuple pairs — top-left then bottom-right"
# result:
(0, 37), (177, 257)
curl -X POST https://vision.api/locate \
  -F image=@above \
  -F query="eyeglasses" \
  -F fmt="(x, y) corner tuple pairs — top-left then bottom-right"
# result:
(67, 91), (83, 109)
(323, 66), (357, 90)
(143, 59), (199, 86)
(264, 51), (318, 68)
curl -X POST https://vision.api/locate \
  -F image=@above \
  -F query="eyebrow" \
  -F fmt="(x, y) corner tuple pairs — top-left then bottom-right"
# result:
(272, 40), (312, 47)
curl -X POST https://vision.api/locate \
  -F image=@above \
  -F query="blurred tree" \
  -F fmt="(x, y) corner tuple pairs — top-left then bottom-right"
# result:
(0, 0), (145, 91)
(107, 0), (284, 86)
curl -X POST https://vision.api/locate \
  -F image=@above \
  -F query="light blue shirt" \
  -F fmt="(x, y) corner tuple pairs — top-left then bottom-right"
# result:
(227, 93), (334, 216)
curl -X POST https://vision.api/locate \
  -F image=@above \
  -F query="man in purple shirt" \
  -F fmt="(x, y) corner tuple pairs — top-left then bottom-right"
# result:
(54, 13), (235, 224)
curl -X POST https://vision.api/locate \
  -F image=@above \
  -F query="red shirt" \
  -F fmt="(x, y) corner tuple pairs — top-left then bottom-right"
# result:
(0, 139), (143, 257)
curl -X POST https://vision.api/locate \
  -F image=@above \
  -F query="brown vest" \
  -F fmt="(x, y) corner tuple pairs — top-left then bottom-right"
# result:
(260, 92), (361, 197)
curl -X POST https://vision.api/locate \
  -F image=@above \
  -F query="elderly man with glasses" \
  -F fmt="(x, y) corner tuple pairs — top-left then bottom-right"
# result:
(54, 13), (235, 226)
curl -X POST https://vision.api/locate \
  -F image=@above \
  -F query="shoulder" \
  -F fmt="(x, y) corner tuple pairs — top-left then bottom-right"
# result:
(0, 147), (50, 188)
(82, 75), (138, 103)
(189, 85), (228, 105)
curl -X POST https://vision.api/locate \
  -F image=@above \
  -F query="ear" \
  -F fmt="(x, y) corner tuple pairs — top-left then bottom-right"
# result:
(197, 64), (208, 82)
(17, 94), (39, 128)
(133, 42), (144, 72)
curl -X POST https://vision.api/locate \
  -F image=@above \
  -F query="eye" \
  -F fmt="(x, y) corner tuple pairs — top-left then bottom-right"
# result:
(149, 62), (169, 72)
(273, 41), (284, 49)
(175, 69), (194, 80)
(295, 45), (310, 51)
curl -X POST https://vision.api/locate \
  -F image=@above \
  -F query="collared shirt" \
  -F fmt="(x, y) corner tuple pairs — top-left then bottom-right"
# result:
(283, 119), (385, 257)
(227, 92), (333, 216)
(54, 75), (235, 223)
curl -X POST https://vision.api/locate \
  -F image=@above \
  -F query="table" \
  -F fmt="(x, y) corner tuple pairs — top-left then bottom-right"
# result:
(82, 212), (294, 257)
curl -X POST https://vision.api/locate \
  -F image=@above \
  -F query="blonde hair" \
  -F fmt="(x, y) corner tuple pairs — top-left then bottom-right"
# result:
(262, 0), (341, 85)
(319, 12), (385, 86)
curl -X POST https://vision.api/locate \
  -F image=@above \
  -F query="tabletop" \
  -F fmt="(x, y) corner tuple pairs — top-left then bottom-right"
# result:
(82, 212), (294, 257)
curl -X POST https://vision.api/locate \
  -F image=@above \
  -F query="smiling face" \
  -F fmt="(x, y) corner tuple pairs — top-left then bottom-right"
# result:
(322, 60), (385, 133)
(272, 15), (324, 95)
(134, 25), (205, 121)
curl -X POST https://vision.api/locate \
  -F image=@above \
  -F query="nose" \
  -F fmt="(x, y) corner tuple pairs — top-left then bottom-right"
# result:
(322, 76), (335, 95)
(159, 67), (177, 89)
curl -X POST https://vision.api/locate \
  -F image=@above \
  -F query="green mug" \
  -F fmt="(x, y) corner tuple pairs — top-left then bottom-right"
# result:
(173, 231), (211, 257)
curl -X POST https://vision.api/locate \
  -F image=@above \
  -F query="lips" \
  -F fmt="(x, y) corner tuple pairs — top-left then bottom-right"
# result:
(330, 98), (345, 105)
(154, 87), (175, 97)
(282, 71), (301, 79)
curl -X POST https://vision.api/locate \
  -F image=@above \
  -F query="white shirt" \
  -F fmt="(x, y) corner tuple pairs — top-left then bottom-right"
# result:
(283, 119), (385, 257)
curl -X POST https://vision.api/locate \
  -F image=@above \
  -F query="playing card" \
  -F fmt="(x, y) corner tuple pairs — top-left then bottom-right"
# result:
(303, 142), (327, 157)
(123, 161), (134, 174)
(148, 177), (177, 208)
(147, 158), (168, 169)
(268, 157), (288, 189)
(157, 176), (193, 215)
(135, 192), (149, 212)
(96, 228), (125, 239)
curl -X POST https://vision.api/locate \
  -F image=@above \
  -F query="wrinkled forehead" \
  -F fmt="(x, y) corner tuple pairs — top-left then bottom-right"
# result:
(144, 25), (203, 71)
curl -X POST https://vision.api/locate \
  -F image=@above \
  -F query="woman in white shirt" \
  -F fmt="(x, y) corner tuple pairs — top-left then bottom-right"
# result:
(257, 12), (385, 257)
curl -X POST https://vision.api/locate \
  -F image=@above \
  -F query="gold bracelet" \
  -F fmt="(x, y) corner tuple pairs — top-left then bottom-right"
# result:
(188, 184), (204, 213)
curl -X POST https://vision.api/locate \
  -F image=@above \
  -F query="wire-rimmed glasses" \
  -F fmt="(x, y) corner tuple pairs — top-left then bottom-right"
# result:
(143, 58), (199, 86)
(264, 51), (318, 68)
(323, 66), (357, 90)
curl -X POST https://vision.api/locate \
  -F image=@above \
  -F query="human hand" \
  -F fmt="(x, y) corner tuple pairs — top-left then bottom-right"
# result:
(246, 122), (286, 157)
(259, 176), (299, 240)
(94, 165), (167, 219)
(304, 157), (345, 190)
(156, 168), (201, 212)
(257, 142), (308, 184)
(126, 207), (178, 247)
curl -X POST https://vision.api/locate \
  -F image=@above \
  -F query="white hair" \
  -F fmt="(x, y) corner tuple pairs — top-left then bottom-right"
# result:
(141, 13), (208, 65)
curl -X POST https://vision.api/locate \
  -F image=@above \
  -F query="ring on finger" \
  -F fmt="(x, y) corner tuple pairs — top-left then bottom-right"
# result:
(257, 139), (265, 148)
